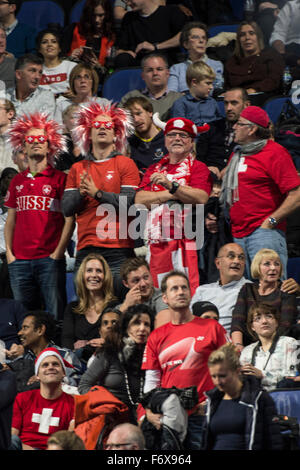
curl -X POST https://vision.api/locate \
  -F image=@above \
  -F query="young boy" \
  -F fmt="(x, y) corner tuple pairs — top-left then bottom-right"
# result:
(170, 60), (222, 126)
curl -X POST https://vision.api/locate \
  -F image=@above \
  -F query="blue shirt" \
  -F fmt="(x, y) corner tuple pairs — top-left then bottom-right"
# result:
(6, 21), (36, 58)
(168, 57), (224, 93)
(170, 92), (222, 126)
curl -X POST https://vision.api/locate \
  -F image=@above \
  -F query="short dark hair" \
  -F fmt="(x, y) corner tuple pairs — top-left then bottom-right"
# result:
(24, 310), (56, 342)
(123, 96), (153, 114)
(120, 257), (150, 282)
(15, 53), (43, 71)
(141, 52), (169, 69)
(122, 304), (155, 335)
(224, 87), (250, 104)
(160, 270), (190, 294)
(180, 21), (208, 48)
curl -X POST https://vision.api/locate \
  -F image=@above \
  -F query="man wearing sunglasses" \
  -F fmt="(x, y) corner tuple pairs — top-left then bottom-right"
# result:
(4, 113), (74, 321)
(220, 105), (300, 279)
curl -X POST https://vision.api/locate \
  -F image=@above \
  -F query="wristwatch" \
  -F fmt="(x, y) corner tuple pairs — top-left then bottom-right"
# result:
(94, 190), (103, 202)
(268, 216), (278, 227)
(169, 181), (180, 194)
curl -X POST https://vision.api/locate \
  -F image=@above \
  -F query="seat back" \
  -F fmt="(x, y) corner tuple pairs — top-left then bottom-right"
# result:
(69, 0), (86, 24)
(263, 96), (293, 124)
(208, 23), (239, 38)
(102, 68), (145, 103)
(270, 389), (300, 424)
(17, 0), (65, 30)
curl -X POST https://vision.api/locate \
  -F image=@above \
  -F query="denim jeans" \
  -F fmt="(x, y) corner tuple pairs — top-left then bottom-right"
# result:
(75, 246), (134, 300)
(8, 257), (66, 321)
(234, 227), (288, 280)
(184, 414), (206, 450)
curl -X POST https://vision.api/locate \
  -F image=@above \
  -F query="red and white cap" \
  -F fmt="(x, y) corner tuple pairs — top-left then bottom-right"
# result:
(35, 347), (73, 375)
(153, 113), (210, 138)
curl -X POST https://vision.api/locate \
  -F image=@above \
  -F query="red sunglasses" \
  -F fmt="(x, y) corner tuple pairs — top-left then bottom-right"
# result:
(92, 121), (114, 129)
(25, 135), (48, 144)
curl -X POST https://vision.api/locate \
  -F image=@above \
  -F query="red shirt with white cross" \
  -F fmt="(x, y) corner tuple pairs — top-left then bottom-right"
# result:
(5, 166), (66, 259)
(12, 389), (74, 450)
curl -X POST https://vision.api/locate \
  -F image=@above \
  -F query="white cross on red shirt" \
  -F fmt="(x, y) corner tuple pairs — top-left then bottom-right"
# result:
(32, 408), (60, 434)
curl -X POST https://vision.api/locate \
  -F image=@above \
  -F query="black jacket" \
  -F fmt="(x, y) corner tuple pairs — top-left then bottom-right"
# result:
(203, 376), (283, 450)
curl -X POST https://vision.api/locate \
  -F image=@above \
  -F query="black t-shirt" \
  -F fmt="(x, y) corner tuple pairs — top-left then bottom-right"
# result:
(209, 398), (247, 450)
(116, 5), (187, 61)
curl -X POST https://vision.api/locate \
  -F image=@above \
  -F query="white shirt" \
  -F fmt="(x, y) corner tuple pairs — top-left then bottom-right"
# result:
(190, 276), (251, 332)
(40, 60), (77, 94)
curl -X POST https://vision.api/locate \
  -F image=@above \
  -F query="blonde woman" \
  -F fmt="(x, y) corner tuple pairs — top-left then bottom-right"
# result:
(61, 253), (117, 361)
(231, 248), (298, 349)
(203, 343), (283, 450)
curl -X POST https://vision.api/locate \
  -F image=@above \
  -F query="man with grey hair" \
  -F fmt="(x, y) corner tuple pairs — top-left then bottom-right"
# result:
(0, 97), (17, 173)
(5, 53), (56, 118)
(105, 423), (146, 450)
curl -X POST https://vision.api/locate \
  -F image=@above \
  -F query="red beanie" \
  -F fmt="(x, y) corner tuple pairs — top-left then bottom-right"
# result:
(240, 106), (270, 128)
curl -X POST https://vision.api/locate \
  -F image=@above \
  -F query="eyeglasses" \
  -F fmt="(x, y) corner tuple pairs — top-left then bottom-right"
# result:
(104, 443), (133, 450)
(166, 132), (191, 140)
(92, 121), (114, 129)
(235, 121), (253, 127)
(74, 74), (92, 81)
(25, 135), (47, 144)
(252, 313), (275, 323)
(218, 253), (246, 262)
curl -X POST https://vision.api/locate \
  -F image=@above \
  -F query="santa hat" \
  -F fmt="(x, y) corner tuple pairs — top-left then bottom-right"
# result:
(240, 106), (270, 128)
(153, 113), (210, 138)
(35, 347), (73, 375)
(71, 101), (134, 156)
(8, 113), (67, 167)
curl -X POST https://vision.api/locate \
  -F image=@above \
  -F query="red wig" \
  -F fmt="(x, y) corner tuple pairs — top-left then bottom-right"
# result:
(8, 113), (67, 166)
(71, 101), (134, 156)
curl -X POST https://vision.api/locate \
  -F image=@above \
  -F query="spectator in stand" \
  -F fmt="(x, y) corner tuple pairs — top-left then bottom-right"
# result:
(54, 63), (110, 125)
(54, 104), (84, 173)
(61, 253), (117, 364)
(204, 342), (283, 450)
(63, 0), (115, 71)
(11, 347), (75, 450)
(105, 422), (146, 450)
(114, 0), (187, 68)
(4, 113), (74, 320)
(0, 0), (36, 58)
(168, 22), (224, 95)
(253, 1), (287, 45)
(47, 430), (86, 450)
(231, 248), (299, 349)
(123, 96), (167, 174)
(61, 101), (140, 299)
(240, 303), (300, 391)
(36, 26), (76, 98)
(5, 54), (56, 118)
(119, 52), (182, 121)
(0, 297), (26, 353)
(192, 300), (219, 321)
(78, 304), (154, 424)
(0, 367), (16, 450)
(224, 21), (285, 105)
(0, 98), (17, 173)
(0, 24), (15, 92)
(170, 60), (223, 127)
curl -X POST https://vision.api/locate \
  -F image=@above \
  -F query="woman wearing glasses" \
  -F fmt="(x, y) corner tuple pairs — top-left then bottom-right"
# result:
(231, 248), (298, 349)
(240, 303), (300, 391)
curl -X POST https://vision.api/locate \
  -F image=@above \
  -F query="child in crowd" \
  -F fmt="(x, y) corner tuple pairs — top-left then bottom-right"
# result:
(170, 60), (223, 126)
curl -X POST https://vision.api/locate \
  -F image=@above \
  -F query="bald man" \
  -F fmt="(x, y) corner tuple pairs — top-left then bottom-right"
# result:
(105, 423), (146, 450)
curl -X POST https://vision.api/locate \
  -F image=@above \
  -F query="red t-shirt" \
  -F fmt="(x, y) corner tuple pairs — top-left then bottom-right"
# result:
(5, 166), (66, 259)
(142, 317), (228, 403)
(65, 155), (140, 250)
(12, 389), (75, 450)
(229, 140), (300, 238)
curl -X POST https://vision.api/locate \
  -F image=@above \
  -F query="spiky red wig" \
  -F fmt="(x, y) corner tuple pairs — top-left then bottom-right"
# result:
(8, 113), (67, 166)
(71, 101), (134, 156)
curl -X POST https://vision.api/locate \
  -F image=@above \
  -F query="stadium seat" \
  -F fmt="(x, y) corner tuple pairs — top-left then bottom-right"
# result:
(270, 388), (300, 449)
(69, 0), (86, 24)
(287, 257), (300, 283)
(208, 23), (239, 38)
(102, 68), (146, 103)
(17, 0), (65, 30)
(263, 96), (293, 124)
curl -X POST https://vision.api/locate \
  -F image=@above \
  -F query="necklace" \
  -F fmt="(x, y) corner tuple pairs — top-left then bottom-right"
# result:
(123, 369), (144, 406)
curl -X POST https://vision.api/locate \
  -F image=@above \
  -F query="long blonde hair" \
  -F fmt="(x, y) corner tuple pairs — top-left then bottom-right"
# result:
(74, 253), (116, 315)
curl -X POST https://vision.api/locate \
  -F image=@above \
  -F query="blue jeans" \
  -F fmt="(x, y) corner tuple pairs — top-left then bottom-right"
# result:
(8, 257), (66, 320)
(184, 414), (206, 450)
(234, 227), (288, 280)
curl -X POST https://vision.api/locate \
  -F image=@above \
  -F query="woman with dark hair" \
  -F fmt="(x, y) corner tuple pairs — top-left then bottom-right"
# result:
(36, 26), (76, 97)
(78, 304), (154, 423)
(224, 21), (284, 99)
(61, 252), (117, 362)
(63, 0), (115, 69)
